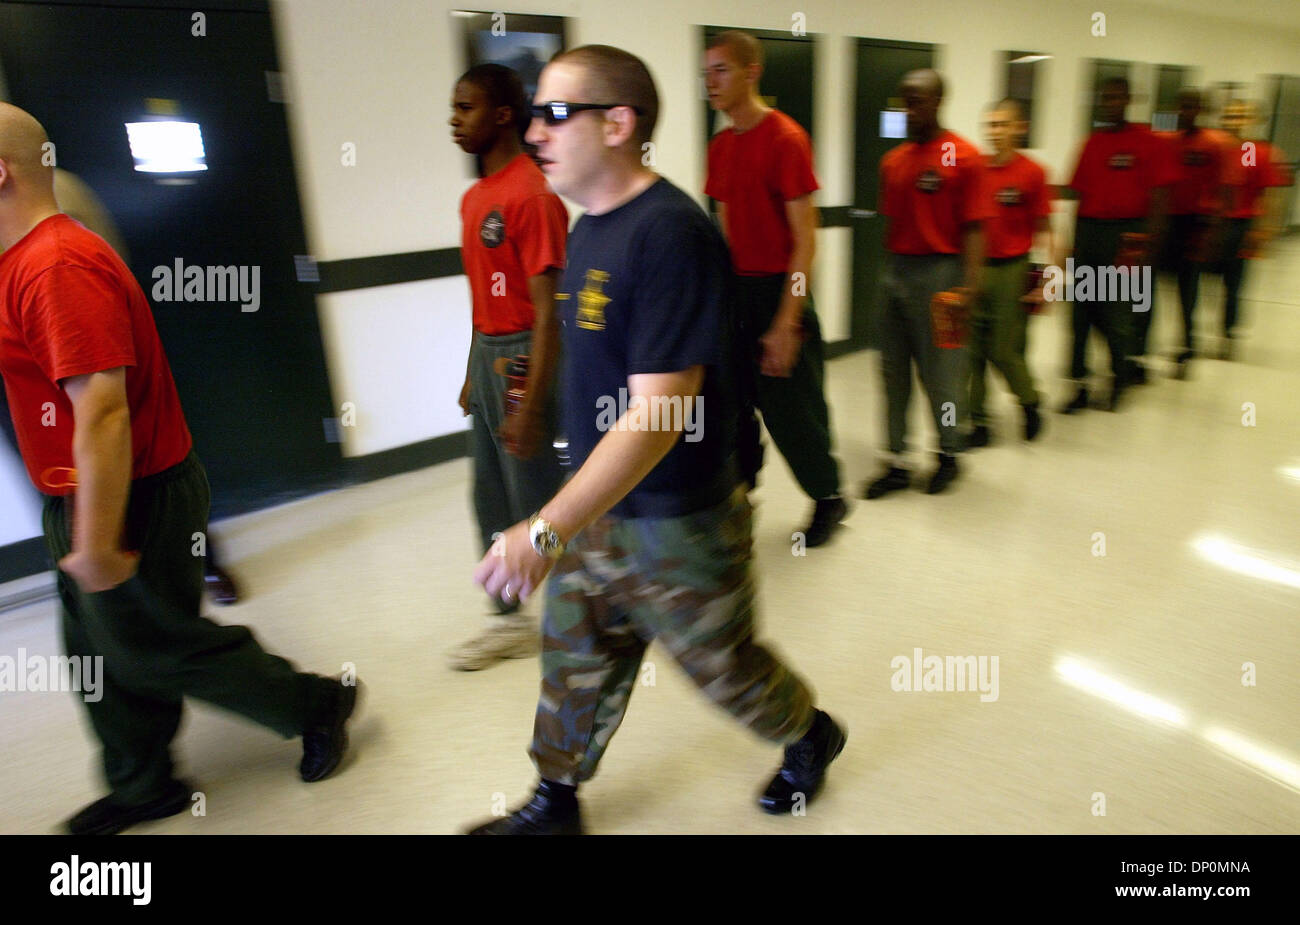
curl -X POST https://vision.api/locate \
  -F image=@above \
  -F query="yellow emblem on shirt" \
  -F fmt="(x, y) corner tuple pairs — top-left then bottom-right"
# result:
(576, 269), (610, 331)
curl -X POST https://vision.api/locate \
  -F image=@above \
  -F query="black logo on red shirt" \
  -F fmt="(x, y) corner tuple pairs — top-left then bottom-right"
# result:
(916, 169), (943, 193)
(1182, 150), (1210, 167)
(479, 209), (506, 248)
(996, 186), (1025, 206)
(1107, 153), (1135, 170)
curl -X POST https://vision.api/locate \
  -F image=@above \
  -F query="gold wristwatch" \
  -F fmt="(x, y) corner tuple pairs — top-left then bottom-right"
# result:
(529, 515), (565, 560)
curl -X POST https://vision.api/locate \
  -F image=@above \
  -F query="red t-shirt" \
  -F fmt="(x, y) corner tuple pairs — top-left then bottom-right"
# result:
(1221, 139), (1291, 219)
(1162, 127), (1231, 215)
(981, 152), (1051, 259)
(459, 153), (568, 335)
(705, 110), (820, 275)
(0, 214), (192, 495)
(1069, 122), (1179, 219)
(880, 130), (991, 255)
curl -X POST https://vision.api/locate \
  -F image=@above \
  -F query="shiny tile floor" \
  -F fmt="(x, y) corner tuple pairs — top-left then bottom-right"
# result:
(3, 240), (1300, 834)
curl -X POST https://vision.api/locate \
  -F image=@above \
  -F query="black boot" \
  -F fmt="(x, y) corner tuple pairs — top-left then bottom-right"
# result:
(864, 466), (910, 500)
(1106, 384), (1125, 413)
(1023, 403), (1043, 441)
(802, 496), (848, 548)
(466, 780), (584, 835)
(759, 710), (847, 814)
(300, 677), (360, 782)
(203, 562), (241, 606)
(967, 424), (991, 448)
(1060, 386), (1088, 414)
(926, 454), (960, 494)
(65, 779), (191, 835)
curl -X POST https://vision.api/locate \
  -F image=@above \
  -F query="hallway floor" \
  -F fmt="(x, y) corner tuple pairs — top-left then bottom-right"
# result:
(2, 240), (1298, 834)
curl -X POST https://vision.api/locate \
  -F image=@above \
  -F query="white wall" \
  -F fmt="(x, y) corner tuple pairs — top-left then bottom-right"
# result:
(4, 0), (1299, 552)
(271, 0), (1300, 458)
(0, 443), (41, 546)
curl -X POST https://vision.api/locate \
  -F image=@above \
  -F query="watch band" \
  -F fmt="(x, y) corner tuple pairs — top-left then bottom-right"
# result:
(529, 515), (565, 560)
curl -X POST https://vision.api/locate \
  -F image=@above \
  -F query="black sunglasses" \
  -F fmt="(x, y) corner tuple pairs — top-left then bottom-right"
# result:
(529, 101), (645, 125)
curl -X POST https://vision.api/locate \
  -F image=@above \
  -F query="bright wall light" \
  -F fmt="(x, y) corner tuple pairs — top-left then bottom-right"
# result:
(1193, 535), (1300, 591)
(1055, 657), (1187, 727)
(124, 121), (208, 173)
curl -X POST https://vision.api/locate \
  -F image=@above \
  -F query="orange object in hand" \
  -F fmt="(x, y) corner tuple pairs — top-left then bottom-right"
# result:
(930, 290), (970, 349)
(1115, 232), (1149, 269)
(1238, 230), (1264, 260)
(503, 355), (529, 417)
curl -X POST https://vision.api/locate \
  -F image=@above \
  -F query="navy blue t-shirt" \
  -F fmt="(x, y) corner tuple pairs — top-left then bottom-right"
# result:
(557, 177), (739, 518)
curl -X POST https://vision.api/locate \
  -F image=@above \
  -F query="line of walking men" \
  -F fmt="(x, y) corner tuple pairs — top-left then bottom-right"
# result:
(0, 28), (1288, 836)
(446, 36), (1290, 835)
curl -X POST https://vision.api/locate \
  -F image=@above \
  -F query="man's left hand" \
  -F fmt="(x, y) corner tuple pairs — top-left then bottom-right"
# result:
(499, 408), (545, 460)
(59, 547), (139, 594)
(473, 519), (554, 604)
(759, 322), (803, 378)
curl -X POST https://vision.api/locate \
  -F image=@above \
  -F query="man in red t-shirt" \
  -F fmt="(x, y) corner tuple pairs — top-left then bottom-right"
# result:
(1214, 99), (1293, 358)
(0, 102), (356, 834)
(1158, 88), (1230, 377)
(868, 69), (990, 499)
(448, 64), (567, 669)
(967, 98), (1054, 449)
(1062, 76), (1176, 411)
(0, 168), (244, 604)
(703, 30), (847, 547)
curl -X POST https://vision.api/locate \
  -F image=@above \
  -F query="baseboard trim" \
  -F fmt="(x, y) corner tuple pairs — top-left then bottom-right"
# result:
(825, 337), (869, 360)
(0, 537), (50, 586)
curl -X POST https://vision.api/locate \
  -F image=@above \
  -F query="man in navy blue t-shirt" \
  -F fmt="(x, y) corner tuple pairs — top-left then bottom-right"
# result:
(467, 44), (847, 835)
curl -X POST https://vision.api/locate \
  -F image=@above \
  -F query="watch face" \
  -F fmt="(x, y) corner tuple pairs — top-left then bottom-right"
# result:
(531, 519), (561, 557)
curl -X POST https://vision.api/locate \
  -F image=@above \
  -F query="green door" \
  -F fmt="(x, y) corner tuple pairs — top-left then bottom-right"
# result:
(850, 38), (934, 349)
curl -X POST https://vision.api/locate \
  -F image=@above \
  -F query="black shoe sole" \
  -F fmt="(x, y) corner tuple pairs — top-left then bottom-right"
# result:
(300, 680), (360, 783)
(759, 721), (848, 815)
(803, 501), (848, 548)
(864, 477), (910, 500)
(66, 786), (191, 836)
(466, 814), (585, 835)
(926, 468), (959, 495)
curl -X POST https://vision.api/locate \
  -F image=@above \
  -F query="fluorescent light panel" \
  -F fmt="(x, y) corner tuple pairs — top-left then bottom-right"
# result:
(124, 121), (207, 173)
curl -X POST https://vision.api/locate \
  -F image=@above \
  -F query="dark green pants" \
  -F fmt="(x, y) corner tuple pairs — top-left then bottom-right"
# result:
(1070, 217), (1141, 382)
(970, 256), (1039, 424)
(733, 274), (841, 500)
(42, 452), (324, 805)
(468, 329), (563, 615)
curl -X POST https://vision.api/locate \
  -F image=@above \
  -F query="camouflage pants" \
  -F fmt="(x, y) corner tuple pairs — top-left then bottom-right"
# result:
(530, 486), (817, 785)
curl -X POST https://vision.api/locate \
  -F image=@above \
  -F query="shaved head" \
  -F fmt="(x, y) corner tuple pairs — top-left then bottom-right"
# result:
(0, 101), (55, 196)
(900, 69), (946, 140)
(901, 69), (944, 100)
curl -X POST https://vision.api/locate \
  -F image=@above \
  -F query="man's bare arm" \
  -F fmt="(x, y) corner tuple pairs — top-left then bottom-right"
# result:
(539, 366), (704, 542)
(64, 368), (132, 555)
(777, 194), (817, 327)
